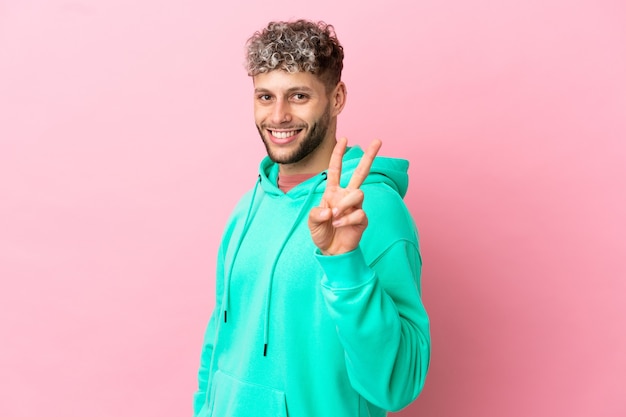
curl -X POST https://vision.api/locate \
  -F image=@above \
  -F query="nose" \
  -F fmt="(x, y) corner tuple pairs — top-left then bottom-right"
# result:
(270, 99), (292, 125)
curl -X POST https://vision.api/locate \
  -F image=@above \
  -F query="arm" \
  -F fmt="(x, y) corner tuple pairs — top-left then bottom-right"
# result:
(308, 138), (430, 410)
(193, 244), (226, 416)
(193, 307), (219, 415)
(316, 240), (430, 411)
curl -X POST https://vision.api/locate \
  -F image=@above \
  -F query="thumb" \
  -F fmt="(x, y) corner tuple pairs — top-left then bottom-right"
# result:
(308, 207), (332, 227)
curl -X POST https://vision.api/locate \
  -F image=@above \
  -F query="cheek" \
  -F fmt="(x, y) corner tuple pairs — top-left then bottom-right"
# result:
(307, 108), (326, 123)
(295, 107), (320, 123)
(253, 107), (266, 124)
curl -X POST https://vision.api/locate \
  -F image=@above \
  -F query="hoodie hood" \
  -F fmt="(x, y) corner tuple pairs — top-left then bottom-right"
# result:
(258, 145), (410, 198)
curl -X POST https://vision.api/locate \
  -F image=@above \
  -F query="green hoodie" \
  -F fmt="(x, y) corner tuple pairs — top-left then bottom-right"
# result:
(194, 146), (430, 417)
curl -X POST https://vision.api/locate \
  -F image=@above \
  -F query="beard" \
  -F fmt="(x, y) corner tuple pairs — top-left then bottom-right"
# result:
(257, 105), (331, 165)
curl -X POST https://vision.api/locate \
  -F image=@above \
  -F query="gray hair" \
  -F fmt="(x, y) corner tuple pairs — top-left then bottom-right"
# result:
(245, 20), (344, 90)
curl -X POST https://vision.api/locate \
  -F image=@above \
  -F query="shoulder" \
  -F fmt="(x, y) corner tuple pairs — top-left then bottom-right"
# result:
(220, 181), (262, 244)
(361, 182), (419, 254)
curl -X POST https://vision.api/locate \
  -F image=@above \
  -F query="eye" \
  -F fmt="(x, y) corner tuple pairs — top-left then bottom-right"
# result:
(292, 93), (309, 102)
(257, 94), (272, 102)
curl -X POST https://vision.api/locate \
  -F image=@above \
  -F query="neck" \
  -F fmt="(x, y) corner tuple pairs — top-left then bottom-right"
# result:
(278, 137), (337, 176)
(277, 172), (317, 193)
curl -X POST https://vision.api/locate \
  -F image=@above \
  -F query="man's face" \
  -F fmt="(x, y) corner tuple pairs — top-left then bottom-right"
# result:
(253, 71), (335, 170)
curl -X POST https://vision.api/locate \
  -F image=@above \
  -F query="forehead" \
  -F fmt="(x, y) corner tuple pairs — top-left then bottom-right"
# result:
(252, 70), (326, 93)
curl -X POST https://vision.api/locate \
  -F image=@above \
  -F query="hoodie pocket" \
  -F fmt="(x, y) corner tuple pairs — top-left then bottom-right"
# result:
(208, 370), (288, 417)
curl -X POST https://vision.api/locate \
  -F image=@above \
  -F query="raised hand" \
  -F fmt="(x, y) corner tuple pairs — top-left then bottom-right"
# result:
(308, 137), (382, 256)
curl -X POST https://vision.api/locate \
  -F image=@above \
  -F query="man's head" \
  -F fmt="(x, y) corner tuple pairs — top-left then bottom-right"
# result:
(246, 20), (344, 92)
(246, 20), (347, 174)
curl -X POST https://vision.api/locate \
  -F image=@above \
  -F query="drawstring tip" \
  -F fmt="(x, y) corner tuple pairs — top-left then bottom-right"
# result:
(263, 343), (267, 356)
(224, 311), (227, 323)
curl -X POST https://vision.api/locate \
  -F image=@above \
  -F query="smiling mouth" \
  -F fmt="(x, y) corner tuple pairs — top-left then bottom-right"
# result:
(269, 129), (302, 139)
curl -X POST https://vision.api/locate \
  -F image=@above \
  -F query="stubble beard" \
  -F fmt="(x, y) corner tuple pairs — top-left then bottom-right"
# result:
(257, 105), (331, 166)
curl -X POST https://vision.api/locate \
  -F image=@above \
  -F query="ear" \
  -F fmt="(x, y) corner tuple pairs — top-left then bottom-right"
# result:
(330, 81), (347, 117)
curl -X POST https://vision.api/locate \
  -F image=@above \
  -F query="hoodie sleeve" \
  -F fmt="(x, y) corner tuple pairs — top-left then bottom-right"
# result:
(193, 244), (226, 416)
(193, 307), (219, 415)
(314, 190), (430, 411)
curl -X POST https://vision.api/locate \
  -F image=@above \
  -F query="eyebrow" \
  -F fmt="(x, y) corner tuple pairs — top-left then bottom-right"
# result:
(254, 86), (316, 94)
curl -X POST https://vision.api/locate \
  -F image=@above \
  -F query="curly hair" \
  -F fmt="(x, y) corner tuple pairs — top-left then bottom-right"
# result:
(245, 20), (344, 91)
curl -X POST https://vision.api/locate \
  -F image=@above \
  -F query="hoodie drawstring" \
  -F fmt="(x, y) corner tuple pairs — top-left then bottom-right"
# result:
(221, 172), (327, 357)
(261, 172), (327, 356)
(223, 175), (262, 324)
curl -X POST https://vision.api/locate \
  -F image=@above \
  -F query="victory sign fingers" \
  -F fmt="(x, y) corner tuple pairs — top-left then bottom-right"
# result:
(309, 137), (383, 255)
(326, 138), (383, 191)
(325, 138), (382, 221)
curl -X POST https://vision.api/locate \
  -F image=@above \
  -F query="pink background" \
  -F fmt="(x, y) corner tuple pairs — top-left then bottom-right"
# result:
(1, 1), (625, 416)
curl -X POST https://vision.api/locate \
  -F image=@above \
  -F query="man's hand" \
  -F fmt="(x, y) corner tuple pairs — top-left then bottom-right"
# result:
(308, 137), (382, 256)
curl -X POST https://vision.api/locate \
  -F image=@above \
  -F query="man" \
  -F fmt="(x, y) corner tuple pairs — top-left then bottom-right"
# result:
(194, 20), (430, 417)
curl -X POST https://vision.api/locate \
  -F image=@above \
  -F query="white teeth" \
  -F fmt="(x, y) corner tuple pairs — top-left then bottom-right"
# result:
(271, 130), (298, 139)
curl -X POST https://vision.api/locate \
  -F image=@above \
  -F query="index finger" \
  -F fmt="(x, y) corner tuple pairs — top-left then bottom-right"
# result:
(326, 137), (348, 188)
(347, 139), (382, 189)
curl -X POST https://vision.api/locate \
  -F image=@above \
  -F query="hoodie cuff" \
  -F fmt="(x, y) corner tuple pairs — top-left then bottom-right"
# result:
(315, 247), (375, 289)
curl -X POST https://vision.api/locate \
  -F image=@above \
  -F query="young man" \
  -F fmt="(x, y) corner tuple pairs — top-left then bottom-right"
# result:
(194, 20), (430, 417)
